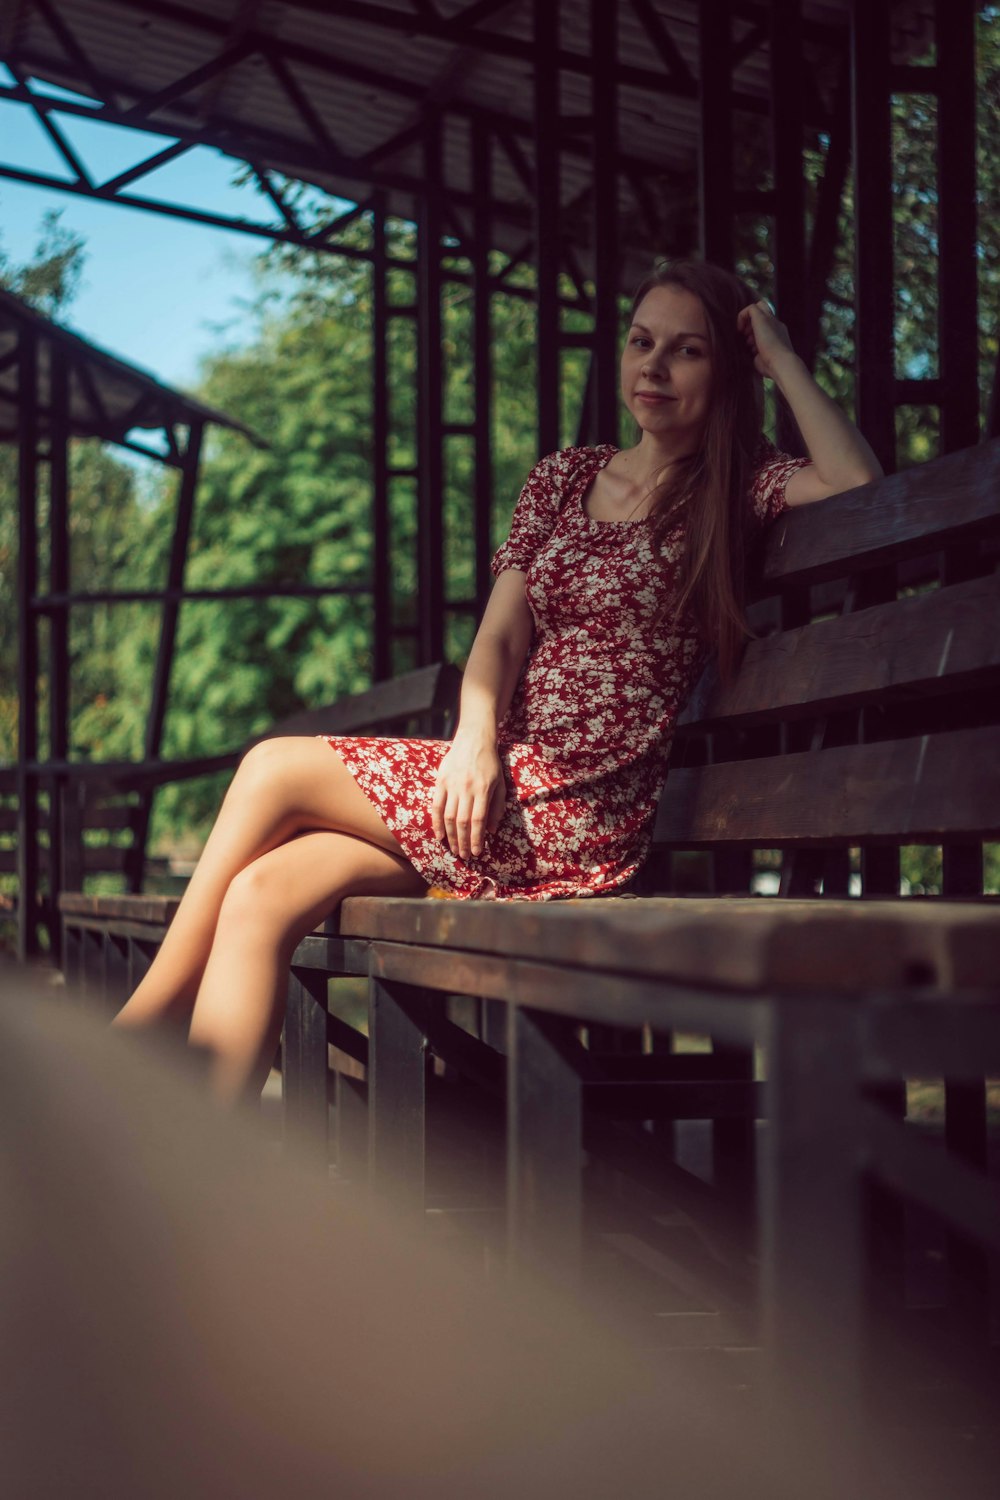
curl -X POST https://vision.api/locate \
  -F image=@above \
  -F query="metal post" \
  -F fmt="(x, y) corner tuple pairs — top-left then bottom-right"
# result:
(802, 51), (852, 374)
(48, 352), (71, 962)
(698, 0), (734, 268)
(936, 0), (980, 452)
(125, 421), (204, 891)
(533, 0), (561, 454)
(471, 121), (495, 616)
(590, 0), (620, 446)
(770, 0), (807, 452)
(416, 114), (446, 666)
(371, 194), (392, 679)
(851, 0), (896, 472)
(16, 327), (40, 961)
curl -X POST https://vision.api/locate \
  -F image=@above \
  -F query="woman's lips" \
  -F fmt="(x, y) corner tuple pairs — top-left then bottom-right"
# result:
(634, 392), (675, 404)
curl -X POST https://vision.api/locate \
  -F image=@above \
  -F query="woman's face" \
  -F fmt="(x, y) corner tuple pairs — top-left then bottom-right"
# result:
(620, 284), (713, 448)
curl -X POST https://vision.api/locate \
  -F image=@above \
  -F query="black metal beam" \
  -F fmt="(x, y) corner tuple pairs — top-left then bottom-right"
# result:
(16, 327), (40, 960)
(699, 0), (734, 267)
(47, 352), (71, 961)
(416, 115), (446, 665)
(471, 120), (495, 616)
(936, 0), (980, 452)
(802, 48), (851, 375)
(533, 0), (561, 455)
(770, 0), (807, 453)
(371, 195), (392, 681)
(850, 0), (896, 473)
(145, 423), (203, 766)
(590, 0), (620, 447)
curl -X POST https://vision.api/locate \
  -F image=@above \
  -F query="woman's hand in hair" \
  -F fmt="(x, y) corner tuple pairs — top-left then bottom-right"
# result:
(736, 300), (797, 381)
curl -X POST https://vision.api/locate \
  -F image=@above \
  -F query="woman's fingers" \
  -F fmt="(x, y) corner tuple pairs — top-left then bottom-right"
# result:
(430, 782), (447, 843)
(486, 780), (507, 835)
(432, 744), (505, 859)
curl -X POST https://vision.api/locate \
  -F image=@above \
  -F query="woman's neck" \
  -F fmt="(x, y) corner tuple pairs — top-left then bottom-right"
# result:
(618, 434), (699, 493)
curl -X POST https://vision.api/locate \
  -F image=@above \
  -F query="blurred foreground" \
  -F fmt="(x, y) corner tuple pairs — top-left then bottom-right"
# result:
(0, 960), (994, 1499)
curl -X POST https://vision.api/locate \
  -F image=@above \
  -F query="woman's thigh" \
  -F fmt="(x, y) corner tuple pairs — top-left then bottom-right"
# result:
(239, 737), (415, 856)
(221, 828), (427, 944)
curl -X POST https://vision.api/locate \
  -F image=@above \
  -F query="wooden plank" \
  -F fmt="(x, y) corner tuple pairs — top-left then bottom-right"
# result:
(367, 978), (428, 1219)
(368, 938), (771, 1040)
(582, 1079), (764, 1119)
(656, 726), (1000, 847)
(507, 1008), (585, 1279)
(346, 897), (1000, 998)
(283, 968), (330, 1155)
(58, 892), (180, 923)
(680, 573), (1000, 730)
(863, 1105), (1000, 1256)
(762, 997), (866, 1417)
(861, 998), (1000, 1076)
(250, 662), (460, 744)
(757, 438), (1000, 590)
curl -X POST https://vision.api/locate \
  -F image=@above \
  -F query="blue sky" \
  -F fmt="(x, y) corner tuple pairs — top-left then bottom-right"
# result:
(0, 68), (341, 393)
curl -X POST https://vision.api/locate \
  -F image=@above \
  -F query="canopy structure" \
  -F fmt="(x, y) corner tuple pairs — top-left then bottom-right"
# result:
(0, 285), (260, 958)
(0, 283), (260, 453)
(0, 0), (990, 958)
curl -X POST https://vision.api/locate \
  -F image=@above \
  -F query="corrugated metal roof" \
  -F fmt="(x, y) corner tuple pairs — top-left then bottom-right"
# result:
(2, 0), (937, 278)
(0, 286), (262, 447)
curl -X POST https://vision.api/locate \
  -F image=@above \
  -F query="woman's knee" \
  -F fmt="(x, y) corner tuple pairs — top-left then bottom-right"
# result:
(217, 855), (311, 940)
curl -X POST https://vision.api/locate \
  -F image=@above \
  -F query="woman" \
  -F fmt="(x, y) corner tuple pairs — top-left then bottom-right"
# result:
(114, 260), (882, 1105)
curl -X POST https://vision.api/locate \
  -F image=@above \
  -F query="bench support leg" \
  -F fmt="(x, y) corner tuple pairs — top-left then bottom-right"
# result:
(283, 967), (329, 1158)
(368, 978), (427, 1221)
(507, 1007), (583, 1282)
(762, 996), (865, 1446)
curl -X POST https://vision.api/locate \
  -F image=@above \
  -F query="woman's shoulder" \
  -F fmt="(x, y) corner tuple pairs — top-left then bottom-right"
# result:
(532, 443), (617, 474)
(747, 434), (813, 523)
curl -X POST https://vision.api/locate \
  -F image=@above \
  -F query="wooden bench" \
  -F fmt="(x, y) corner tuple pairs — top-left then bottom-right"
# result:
(277, 438), (1000, 1428)
(58, 443), (1000, 1435)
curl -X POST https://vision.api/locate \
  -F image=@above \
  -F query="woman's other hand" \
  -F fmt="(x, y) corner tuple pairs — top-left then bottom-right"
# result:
(736, 300), (797, 380)
(431, 731), (507, 861)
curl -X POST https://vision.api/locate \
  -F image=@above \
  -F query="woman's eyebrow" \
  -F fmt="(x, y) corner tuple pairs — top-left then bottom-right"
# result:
(629, 323), (708, 339)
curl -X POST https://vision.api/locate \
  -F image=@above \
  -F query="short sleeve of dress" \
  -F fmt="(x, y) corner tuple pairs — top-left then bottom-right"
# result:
(490, 450), (568, 577)
(749, 439), (813, 526)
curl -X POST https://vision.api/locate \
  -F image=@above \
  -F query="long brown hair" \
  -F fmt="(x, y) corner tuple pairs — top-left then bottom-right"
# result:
(628, 260), (765, 680)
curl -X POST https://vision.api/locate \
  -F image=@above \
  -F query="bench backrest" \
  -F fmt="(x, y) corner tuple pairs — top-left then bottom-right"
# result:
(648, 440), (1000, 898)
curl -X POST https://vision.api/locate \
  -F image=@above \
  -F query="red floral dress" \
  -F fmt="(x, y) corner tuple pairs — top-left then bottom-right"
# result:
(320, 440), (810, 901)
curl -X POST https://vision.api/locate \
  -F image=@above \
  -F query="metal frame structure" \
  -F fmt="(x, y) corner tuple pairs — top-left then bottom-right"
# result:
(1, 289), (262, 959)
(0, 0), (990, 952)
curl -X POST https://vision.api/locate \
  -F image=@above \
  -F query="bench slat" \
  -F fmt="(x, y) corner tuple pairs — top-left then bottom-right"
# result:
(656, 725), (1000, 847)
(680, 573), (1000, 729)
(758, 439), (1000, 589)
(249, 662), (460, 743)
(336, 894), (1000, 996)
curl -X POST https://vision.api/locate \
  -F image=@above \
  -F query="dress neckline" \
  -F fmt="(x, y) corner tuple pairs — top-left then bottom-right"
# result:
(576, 444), (657, 527)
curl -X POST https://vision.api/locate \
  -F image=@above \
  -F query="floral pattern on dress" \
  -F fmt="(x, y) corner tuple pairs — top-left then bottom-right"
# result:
(320, 439), (811, 901)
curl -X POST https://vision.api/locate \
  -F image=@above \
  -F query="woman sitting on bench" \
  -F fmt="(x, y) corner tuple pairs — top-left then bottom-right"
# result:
(114, 259), (882, 1105)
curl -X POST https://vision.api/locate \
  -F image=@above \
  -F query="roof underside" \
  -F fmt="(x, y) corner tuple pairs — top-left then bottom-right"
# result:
(0, 286), (258, 448)
(1, 0), (937, 283)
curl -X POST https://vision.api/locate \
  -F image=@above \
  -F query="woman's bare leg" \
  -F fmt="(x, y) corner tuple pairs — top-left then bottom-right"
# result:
(186, 830), (425, 1107)
(113, 739), (411, 1032)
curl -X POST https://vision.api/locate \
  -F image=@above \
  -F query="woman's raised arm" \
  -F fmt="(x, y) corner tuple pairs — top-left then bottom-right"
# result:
(431, 569), (533, 860)
(737, 300), (884, 506)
